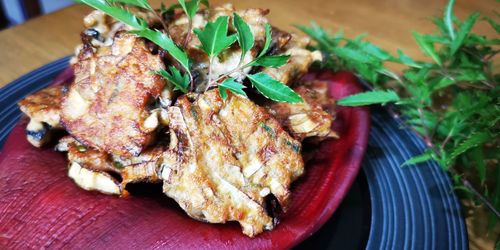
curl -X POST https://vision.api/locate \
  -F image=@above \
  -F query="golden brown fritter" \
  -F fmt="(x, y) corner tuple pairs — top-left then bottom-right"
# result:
(266, 80), (337, 141)
(18, 85), (66, 147)
(159, 90), (304, 237)
(61, 32), (166, 157)
(19, 85), (64, 129)
(56, 136), (162, 196)
(262, 34), (322, 85)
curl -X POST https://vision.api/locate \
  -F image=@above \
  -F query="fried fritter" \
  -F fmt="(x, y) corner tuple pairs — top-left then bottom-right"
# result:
(18, 85), (66, 147)
(159, 90), (304, 237)
(56, 136), (162, 196)
(263, 34), (322, 85)
(61, 32), (166, 157)
(266, 80), (337, 141)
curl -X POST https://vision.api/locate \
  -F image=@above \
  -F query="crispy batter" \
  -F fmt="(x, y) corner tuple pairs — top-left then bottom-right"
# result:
(266, 80), (337, 141)
(56, 136), (162, 196)
(159, 90), (304, 237)
(61, 32), (166, 156)
(263, 34), (322, 85)
(18, 85), (66, 147)
(17, 5), (332, 238)
(19, 85), (64, 128)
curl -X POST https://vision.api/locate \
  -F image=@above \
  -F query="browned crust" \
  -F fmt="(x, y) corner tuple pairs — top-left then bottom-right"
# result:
(61, 32), (165, 156)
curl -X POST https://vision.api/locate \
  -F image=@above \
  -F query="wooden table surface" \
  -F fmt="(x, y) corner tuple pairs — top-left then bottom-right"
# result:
(0, 0), (497, 248)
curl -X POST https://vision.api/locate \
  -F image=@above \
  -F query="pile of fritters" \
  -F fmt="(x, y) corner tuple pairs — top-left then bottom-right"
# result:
(17, 4), (336, 237)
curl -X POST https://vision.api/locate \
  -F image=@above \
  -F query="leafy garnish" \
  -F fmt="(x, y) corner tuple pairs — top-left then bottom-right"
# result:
(110, 0), (152, 10)
(247, 73), (303, 103)
(194, 16), (237, 58)
(450, 12), (480, 55)
(218, 78), (247, 99)
(447, 132), (490, 165)
(200, 0), (209, 7)
(337, 90), (400, 106)
(233, 13), (254, 61)
(158, 67), (190, 93)
(250, 55), (290, 68)
(259, 24), (272, 57)
(130, 29), (190, 72)
(299, 0), (500, 226)
(78, 0), (303, 105)
(76, 0), (147, 29)
(401, 150), (434, 167)
(444, 0), (456, 40)
(178, 0), (201, 19)
(412, 31), (442, 65)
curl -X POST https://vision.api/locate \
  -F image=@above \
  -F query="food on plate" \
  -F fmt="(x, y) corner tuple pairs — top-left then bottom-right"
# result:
(55, 136), (162, 195)
(160, 90), (303, 236)
(266, 80), (337, 141)
(17, 0), (336, 237)
(61, 32), (166, 156)
(18, 85), (66, 147)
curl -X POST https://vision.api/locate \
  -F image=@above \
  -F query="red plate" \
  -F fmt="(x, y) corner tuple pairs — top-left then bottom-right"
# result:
(0, 70), (369, 249)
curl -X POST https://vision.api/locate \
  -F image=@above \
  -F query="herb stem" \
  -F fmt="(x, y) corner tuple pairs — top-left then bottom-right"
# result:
(450, 168), (500, 219)
(204, 57), (214, 92)
(188, 71), (194, 92)
(183, 21), (193, 49)
(418, 107), (433, 147)
(440, 126), (455, 150)
(204, 57), (258, 88)
(151, 8), (169, 32)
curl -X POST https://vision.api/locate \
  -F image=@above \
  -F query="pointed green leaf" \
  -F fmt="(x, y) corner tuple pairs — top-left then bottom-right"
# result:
(178, 0), (200, 19)
(258, 23), (272, 57)
(160, 3), (168, 14)
(194, 16), (238, 58)
(455, 68), (486, 82)
(304, 22), (339, 48)
(470, 147), (486, 185)
(218, 86), (228, 99)
(421, 34), (450, 44)
(431, 77), (455, 91)
(332, 47), (372, 64)
(76, 0), (147, 30)
(359, 43), (392, 60)
(450, 12), (480, 55)
(444, 0), (456, 39)
(158, 66), (190, 93)
(413, 31), (442, 65)
(200, 0), (209, 7)
(250, 55), (289, 68)
(396, 49), (422, 68)
(401, 150), (434, 167)
(337, 90), (400, 106)
(233, 13), (254, 61)
(130, 29), (190, 72)
(483, 16), (500, 33)
(218, 78), (247, 99)
(110, 0), (152, 10)
(247, 73), (303, 103)
(447, 132), (490, 165)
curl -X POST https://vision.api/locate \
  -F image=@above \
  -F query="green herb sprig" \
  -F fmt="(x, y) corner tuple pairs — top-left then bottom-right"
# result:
(76, 0), (302, 103)
(299, 0), (499, 228)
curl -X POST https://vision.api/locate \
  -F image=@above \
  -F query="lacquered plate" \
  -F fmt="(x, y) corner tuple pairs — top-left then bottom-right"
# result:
(0, 57), (370, 249)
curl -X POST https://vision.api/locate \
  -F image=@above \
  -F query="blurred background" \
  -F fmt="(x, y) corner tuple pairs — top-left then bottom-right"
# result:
(0, 0), (74, 29)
